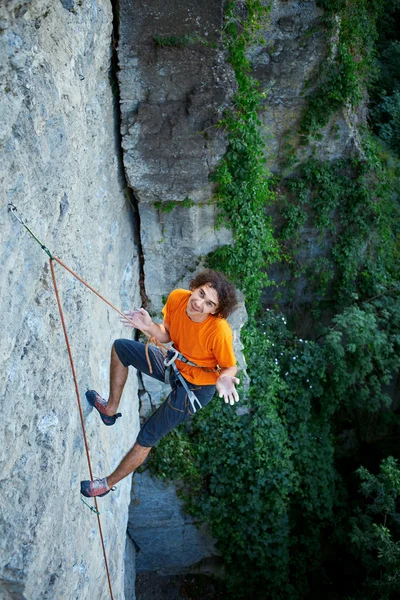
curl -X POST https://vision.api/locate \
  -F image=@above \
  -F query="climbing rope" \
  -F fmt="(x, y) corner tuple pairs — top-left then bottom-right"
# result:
(7, 203), (168, 360)
(52, 256), (168, 368)
(7, 203), (163, 600)
(49, 258), (114, 599)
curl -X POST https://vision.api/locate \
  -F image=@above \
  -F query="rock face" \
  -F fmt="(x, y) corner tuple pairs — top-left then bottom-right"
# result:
(114, 0), (249, 579)
(252, 0), (363, 170)
(1, 0), (361, 596)
(1, 2), (140, 599)
(128, 472), (218, 574)
(117, 0), (236, 308)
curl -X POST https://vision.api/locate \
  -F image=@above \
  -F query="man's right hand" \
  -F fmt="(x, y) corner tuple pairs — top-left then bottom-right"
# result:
(119, 308), (152, 333)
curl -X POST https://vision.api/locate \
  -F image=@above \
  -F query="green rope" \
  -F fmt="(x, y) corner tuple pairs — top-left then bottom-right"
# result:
(8, 203), (54, 259)
(80, 497), (100, 515)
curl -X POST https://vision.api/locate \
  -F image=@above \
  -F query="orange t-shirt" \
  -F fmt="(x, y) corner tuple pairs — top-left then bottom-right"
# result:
(162, 289), (236, 385)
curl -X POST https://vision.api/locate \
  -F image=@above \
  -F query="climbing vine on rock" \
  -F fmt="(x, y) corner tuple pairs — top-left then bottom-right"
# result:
(301, 0), (385, 136)
(206, 0), (279, 315)
(276, 145), (397, 309)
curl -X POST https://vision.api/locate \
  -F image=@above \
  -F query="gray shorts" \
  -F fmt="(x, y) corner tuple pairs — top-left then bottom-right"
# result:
(114, 339), (216, 447)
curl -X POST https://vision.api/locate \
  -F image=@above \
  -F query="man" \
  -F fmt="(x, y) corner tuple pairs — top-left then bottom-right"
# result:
(80, 269), (240, 498)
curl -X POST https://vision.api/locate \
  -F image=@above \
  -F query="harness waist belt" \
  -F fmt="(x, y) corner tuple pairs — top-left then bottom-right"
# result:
(164, 346), (216, 414)
(170, 345), (220, 373)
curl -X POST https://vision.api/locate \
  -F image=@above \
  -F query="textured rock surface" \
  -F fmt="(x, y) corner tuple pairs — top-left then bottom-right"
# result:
(0, 1), (140, 599)
(118, 0), (235, 204)
(252, 0), (363, 170)
(129, 472), (218, 574)
(117, 0), (235, 306)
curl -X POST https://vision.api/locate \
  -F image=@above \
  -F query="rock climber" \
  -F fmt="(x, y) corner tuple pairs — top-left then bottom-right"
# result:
(80, 269), (240, 498)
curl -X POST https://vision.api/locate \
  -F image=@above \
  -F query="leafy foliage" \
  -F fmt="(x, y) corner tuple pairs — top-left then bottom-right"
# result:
(368, 2), (400, 155)
(301, 0), (384, 136)
(348, 457), (400, 599)
(154, 197), (195, 213)
(150, 291), (400, 599)
(276, 149), (397, 307)
(144, 2), (400, 599)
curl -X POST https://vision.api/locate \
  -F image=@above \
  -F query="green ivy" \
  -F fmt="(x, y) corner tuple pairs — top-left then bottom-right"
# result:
(276, 148), (397, 307)
(301, 0), (385, 136)
(348, 457), (400, 599)
(206, 0), (279, 315)
(154, 196), (195, 213)
(144, 2), (400, 599)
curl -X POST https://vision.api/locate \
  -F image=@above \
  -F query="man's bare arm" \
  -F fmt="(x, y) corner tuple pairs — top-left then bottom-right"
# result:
(146, 320), (171, 343)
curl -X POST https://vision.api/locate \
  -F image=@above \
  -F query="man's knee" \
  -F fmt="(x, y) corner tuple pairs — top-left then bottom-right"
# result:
(133, 439), (153, 456)
(113, 339), (132, 368)
(134, 441), (152, 452)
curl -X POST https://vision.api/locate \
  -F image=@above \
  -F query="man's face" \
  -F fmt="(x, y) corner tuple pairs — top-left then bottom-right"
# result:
(186, 284), (219, 322)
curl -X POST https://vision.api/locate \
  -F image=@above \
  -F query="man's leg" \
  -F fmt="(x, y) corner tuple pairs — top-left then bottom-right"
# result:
(81, 379), (187, 497)
(105, 380), (216, 487)
(107, 442), (151, 487)
(103, 345), (128, 416)
(87, 339), (166, 423)
(80, 441), (151, 497)
(81, 358), (215, 498)
(85, 345), (128, 425)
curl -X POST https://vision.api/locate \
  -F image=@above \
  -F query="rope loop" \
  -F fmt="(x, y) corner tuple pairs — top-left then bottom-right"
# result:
(144, 336), (168, 374)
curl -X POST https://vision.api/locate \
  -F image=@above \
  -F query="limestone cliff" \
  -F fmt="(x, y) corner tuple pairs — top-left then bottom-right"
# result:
(1, 2), (140, 599)
(255, 0), (363, 170)
(1, 0), (362, 598)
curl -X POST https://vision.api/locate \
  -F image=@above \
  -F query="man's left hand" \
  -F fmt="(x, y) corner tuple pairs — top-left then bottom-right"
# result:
(216, 375), (240, 405)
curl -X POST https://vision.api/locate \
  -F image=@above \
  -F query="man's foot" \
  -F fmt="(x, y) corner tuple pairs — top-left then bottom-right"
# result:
(80, 477), (115, 498)
(86, 390), (122, 426)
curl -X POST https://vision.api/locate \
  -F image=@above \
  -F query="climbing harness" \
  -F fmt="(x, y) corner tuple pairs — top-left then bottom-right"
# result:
(8, 202), (223, 595)
(163, 346), (220, 414)
(169, 359), (203, 413)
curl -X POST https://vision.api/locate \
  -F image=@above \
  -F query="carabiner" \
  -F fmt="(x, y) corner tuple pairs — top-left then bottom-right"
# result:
(164, 348), (179, 367)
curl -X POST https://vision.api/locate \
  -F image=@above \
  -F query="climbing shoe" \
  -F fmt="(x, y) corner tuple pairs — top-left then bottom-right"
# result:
(80, 477), (115, 498)
(86, 390), (121, 426)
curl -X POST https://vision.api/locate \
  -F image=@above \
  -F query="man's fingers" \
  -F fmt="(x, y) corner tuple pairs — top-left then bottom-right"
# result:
(119, 317), (136, 328)
(217, 376), (240, 404)
(119, 310), (143, 328)
(222, 389), (240, 405)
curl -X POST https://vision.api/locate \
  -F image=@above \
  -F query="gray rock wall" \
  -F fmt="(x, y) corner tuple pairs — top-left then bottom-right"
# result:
(129, 472), (218, 575)
(117, 0), (235, 308)
(116, 0), (248, 578)
(1, 1), (140, 599)
(252, 0), (363, 170)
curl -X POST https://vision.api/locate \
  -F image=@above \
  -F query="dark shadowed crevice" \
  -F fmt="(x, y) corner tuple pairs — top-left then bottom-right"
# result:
(109, 0), (149, 316)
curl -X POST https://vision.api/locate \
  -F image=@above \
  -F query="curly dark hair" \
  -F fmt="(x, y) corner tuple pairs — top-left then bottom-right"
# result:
(189, 269), (238, 319)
